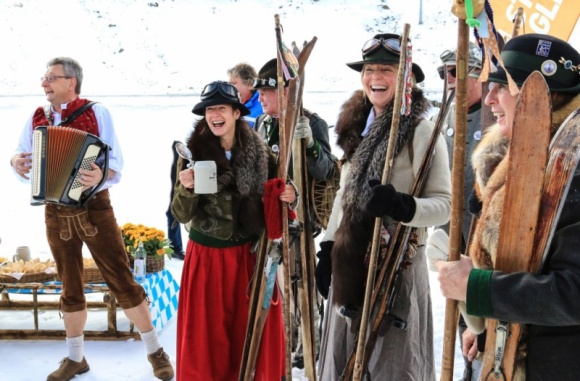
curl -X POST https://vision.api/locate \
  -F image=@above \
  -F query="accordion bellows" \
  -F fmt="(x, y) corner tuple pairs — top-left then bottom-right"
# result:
(32, 126), (109, 206)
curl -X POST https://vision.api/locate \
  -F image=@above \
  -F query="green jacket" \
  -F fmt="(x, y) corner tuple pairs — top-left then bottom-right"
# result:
(171, 118), (271, 248)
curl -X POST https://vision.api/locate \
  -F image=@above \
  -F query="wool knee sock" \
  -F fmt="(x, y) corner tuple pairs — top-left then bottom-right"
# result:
(66, 335), (84, 362)
(140, 328), (162, 355)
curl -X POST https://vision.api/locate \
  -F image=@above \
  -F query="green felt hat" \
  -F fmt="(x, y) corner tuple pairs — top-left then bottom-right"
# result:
(473, 33), (580, 94)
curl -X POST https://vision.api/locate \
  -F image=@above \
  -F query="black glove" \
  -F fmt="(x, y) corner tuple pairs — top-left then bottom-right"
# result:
(315, 241), (334, 299)
(364, 180), (416, 223)
(468, 188), (483, 217)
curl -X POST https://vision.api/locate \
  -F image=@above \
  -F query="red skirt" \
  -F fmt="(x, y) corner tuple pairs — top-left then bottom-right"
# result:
(176, 240), (286, 380)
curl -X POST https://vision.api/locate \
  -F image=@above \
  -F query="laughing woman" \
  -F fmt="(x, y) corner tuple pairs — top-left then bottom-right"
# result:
(315, 33), (451, 380)
(170, 81), (295, 380)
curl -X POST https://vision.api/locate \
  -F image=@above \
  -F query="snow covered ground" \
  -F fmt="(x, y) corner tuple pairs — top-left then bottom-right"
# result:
(1, 1), (577, 380)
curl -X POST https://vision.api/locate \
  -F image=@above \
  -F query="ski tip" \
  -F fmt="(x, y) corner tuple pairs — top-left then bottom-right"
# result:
(521, 71), (550, 94)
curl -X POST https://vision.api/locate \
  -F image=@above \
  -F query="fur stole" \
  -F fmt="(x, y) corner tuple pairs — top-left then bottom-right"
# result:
(469, 94), (580, 381)
(331, 88), (431, 309)
(186, 118), (269, 234)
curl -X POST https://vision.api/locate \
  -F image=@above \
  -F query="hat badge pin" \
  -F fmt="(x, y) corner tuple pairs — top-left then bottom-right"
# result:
(559, 57), (580, 74)
(541, 60), (558, 77)
(536, 39), (552, 57)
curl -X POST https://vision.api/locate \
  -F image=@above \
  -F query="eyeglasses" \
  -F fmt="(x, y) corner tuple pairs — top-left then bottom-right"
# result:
(40, 75), (72, 83)
(252, 77), (277, 88)
(201, 81), (241, 103)
(437, 66), (457, 80)
(361, 37), (401, 57)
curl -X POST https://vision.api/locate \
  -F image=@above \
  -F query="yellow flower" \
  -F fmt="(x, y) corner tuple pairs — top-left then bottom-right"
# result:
(120, 222), (174, 260)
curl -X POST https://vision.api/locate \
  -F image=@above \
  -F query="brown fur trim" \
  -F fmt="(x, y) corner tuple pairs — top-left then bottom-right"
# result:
(335, 90), (371, 161)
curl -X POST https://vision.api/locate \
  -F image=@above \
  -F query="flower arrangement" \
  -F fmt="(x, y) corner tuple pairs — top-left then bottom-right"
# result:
(120, 223), (174, 260)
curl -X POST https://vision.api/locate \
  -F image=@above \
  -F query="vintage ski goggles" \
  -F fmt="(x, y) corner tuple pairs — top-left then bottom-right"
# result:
(252, 77), (277, 88)
(361, 37), (402, 57)
(201, 81), (241, 103)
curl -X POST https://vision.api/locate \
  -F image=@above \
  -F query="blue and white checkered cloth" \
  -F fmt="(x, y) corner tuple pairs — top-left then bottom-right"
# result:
(5, 269), (180, 333)
(141, 270), (180, 332)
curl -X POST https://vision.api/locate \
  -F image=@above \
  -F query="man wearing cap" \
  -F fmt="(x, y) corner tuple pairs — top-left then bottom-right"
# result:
(434, 41), (483, 245)
(435, 33), (580, 381)
(430, 42), (485, 381)
(253, 58), (334, 181)
(253, 58), (334, 368)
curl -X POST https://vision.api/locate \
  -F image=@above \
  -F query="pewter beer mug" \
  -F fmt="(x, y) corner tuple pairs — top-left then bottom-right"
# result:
(194, 161), (217, 194)
(13, 246), (31, 262)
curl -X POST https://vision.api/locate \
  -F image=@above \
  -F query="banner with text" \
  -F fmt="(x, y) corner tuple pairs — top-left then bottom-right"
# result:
(489, 0), (579, 41)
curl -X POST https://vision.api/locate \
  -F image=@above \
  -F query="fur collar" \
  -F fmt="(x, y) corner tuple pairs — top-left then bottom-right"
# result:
(186, 118), (268, 197)
(331, 87), (431, 309)
(334, 90), (371, 161)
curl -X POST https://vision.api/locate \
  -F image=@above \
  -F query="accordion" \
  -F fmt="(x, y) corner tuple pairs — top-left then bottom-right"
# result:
(31, 126), (110, 207)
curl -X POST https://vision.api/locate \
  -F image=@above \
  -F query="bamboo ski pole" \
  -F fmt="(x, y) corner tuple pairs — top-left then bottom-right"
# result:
(440, 18), (470, 381)
(351, 23), (411, 381)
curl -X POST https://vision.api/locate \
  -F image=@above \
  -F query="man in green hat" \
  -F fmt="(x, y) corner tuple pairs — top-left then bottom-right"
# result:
(435, 32), (580, 381)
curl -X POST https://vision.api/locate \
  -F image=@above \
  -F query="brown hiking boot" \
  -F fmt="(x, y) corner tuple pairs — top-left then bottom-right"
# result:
(147, 347), (174, 380)
(46, 357), (90, 381)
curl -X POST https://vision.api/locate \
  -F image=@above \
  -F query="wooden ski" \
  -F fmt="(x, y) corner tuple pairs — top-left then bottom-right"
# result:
(480, 71), (551, 381)
(237, 15), (317, 380)
(277, 28), (317, 381)
(511, 7), (525, 38)
(292, 131), (318, 381)
(530, 109), (580, 272)
(291, 40), (319, 381)
(238, 232), (273, 381)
